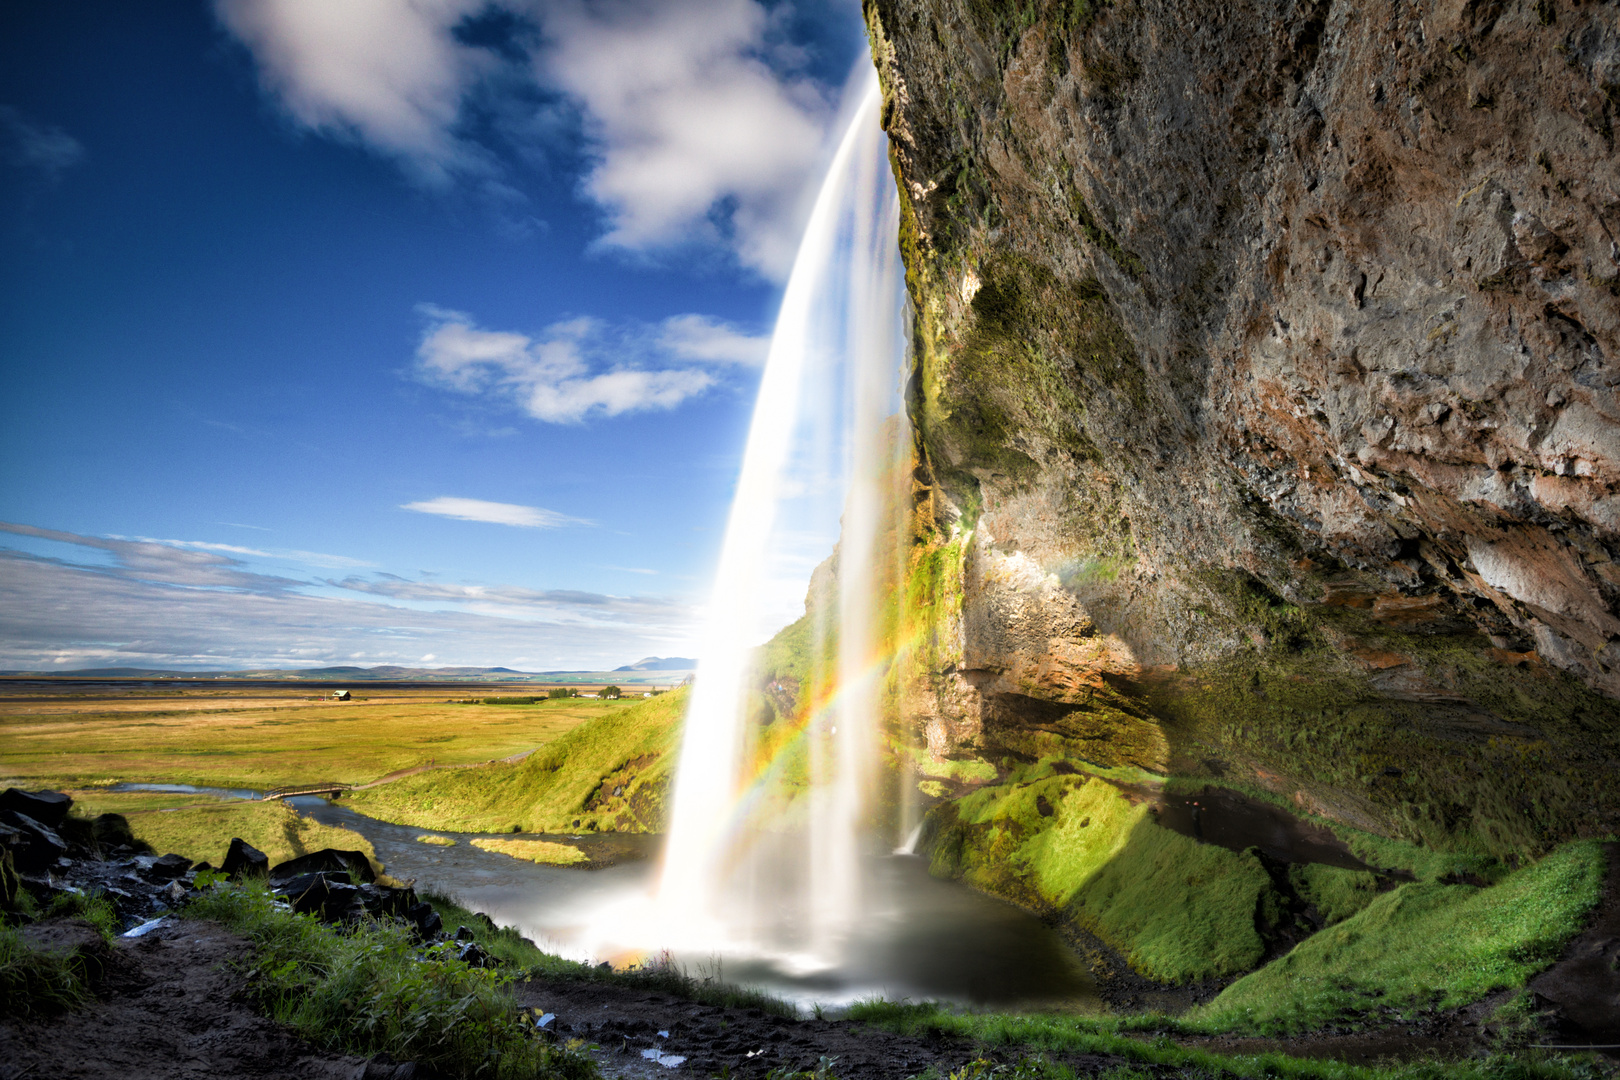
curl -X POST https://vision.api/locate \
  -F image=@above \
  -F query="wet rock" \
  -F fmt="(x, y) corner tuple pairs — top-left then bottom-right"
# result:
(160, 879), (189, 906)
(269, 848), (376, 886)
(455, 940), (494, 968)
(222, 836), (269, 879)
(455, 925), (475, 942)
(1, 788), (72, 828)
(0, 809), (70, 873)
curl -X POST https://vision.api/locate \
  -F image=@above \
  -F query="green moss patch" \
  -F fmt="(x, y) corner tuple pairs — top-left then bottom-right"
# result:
(927, 766), (1281, 982)
(1192, 839), (1608, 1034)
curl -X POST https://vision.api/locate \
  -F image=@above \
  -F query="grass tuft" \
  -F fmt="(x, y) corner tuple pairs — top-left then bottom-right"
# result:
(188, 880), (599, 1080)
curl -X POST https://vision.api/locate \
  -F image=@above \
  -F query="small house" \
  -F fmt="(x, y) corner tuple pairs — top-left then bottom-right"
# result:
(331, 689), (351, 701)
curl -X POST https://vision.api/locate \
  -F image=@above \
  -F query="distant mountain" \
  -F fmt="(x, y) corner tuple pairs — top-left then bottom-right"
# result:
(0, 662), (688, 684)
(614, 656), (698, 672)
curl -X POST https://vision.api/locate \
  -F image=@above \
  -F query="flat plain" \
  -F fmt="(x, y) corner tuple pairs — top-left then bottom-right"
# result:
(0, 681), (615, 791)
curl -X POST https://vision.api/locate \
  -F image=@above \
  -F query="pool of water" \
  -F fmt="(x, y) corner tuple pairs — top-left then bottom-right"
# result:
(291, 797), (1100, 1012)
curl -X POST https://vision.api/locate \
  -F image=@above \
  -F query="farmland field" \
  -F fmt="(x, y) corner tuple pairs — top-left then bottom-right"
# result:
(0, 681), (618, 792)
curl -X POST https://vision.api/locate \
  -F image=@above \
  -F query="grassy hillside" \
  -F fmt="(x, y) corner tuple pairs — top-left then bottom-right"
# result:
(67, 788), (381, 874)
(1191, 839), (1608, 1035)
(344, 689), (688, 833)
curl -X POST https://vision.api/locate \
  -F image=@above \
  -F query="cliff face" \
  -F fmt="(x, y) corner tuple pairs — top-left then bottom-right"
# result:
(870, 0), (1620, 856)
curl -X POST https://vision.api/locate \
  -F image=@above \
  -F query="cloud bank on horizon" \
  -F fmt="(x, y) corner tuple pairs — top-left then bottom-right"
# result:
(214, 0), (837, 282)
(0, 521), (693, 671)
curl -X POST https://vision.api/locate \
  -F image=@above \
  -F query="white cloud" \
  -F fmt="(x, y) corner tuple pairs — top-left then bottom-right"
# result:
(413, 305), (766, 423)
(536, 0), (832, 279)
(400, 496), (586, 528)
(212, 0), (840, 277)
(0, 106), (86, 180)
(213, 0), (493, 186)
(658, 314), (770, 365)
(0, 522), (697, 670)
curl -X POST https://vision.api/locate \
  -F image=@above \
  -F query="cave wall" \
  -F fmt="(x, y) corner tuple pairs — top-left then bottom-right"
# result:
(871, 0), (1620, 855)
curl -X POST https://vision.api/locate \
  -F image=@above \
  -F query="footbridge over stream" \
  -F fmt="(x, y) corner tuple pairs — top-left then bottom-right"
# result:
(262, 784), (349, 801)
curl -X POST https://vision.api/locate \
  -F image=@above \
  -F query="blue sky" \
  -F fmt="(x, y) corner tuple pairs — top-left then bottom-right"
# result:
(0, 0), (866, 672)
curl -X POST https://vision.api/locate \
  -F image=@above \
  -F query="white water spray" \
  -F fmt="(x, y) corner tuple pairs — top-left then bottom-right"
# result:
(599, 74), (907, 967)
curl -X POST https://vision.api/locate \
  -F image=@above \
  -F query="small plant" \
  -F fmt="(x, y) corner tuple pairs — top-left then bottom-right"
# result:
(187, 881), (599, 1080)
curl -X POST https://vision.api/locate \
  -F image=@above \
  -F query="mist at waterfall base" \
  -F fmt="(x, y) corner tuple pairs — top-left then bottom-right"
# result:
(395, 76), (1094, 1008)
(591, 73), (920, 993)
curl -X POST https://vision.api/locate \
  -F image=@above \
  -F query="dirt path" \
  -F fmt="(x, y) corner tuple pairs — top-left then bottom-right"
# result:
(0, 920), (367, 1080)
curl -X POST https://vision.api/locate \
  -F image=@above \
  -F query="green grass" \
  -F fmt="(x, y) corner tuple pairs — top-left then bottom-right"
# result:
(931, 767), (1279, 981)
(0, 921), (92, 1018)
(470, 838), (586, 866)
(0, 695), (608, 790)
(1191, 840), (1608, 1034)
(844, 999), (1610, 1080)
(188, 880), (599, 1080)
(67, 789), (381, 873)
(345, 689), (688, 833)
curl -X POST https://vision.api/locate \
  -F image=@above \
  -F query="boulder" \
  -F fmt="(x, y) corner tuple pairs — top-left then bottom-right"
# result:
(0, 809), (69, 873)
(146, 853), (192, 881)
(222, 837), (269, 879)
(0, 788), (71, 828)
(268, 848), (375, 886)
(273, 871), (359, 919)
(455, 940), (494, 968)
(406, 901), (442, 938)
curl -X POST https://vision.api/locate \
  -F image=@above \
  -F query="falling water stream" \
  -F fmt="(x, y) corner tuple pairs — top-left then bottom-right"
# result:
(124, 73), (1105, 1010)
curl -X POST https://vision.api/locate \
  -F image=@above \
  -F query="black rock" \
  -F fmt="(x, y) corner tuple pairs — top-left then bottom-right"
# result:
(222, 837), (269, 879)
(268, 848), (375, 886)
(454, 925), (475, 942)
(357, 883), (418, 919)
(147, 853), (193, 881)
(406, 901), (442, 938)
(0, 788), (71, 828)
(456, 940), (494, 968)
(274, 871), (360, 919)
(0, 809), (70, 873)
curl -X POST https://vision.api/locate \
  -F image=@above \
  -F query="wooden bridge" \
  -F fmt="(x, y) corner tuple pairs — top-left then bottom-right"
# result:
(262, 785), (350, 801)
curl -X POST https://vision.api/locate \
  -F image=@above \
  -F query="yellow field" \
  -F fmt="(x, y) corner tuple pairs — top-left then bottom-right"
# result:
(0, 685), (615, 792)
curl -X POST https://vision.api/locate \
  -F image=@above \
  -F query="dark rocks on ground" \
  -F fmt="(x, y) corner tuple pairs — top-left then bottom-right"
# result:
(268, 848), (376, 886)
(144, 853), (192, 882)
(0, 809), (69, 873)
(222, 836), (269, 878)
(1, 787), (71, 827)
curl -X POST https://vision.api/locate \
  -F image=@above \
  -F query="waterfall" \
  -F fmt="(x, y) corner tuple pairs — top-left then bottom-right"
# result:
(646, 73), (907, 965)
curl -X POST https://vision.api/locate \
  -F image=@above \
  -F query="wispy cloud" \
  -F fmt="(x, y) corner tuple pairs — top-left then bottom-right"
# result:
(212, 0), (839, 279)
(400, 496), (587, 528)
(536, 0), (832, 279)
(212, 0), (494, 187)
(0, 105), (86, 181)
(413, 305), (766, 423)
(0, 521), (696, 670)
